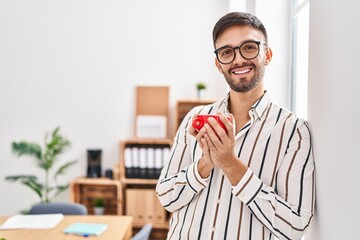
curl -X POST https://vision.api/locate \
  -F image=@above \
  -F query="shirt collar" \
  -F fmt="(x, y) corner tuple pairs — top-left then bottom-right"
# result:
(249, 91), (271, 121)
(217, 91), (271, 121)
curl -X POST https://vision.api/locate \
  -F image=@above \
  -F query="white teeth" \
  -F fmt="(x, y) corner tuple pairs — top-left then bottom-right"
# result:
(233, 69), (251, 74)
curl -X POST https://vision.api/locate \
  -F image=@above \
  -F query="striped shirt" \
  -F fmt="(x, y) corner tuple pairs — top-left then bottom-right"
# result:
(156, 92), (315, 240)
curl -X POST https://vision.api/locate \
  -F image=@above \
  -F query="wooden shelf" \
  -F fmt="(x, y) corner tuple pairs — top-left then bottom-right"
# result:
(121, 178), (158, 185)
(119, 138), (173, 239)
(120, 138), (173, 145)
(71, 177), (121, 186)
(70, 177), (122, 215)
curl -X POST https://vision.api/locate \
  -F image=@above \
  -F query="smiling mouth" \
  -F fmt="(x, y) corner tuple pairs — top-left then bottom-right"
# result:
(232, 67), (252, 75)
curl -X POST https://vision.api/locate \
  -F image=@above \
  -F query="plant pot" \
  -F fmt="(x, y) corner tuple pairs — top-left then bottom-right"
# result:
(197, 89), (206, 99)
(94, 207), (105, 215)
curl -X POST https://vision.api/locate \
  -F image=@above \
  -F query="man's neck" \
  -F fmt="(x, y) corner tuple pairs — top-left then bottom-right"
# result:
(228, 85), (265, 131)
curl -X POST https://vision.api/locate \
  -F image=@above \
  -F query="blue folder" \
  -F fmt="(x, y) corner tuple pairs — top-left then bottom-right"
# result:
(64, 222), (108, 236)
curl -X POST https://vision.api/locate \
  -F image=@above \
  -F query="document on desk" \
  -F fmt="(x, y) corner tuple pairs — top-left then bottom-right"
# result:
(0, 214), (64, 229)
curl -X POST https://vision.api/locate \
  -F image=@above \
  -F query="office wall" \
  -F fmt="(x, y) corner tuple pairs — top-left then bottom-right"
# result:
(255, 0), (291, 107)
(306, 0), (360, 239)
(0, 1), (290, 214)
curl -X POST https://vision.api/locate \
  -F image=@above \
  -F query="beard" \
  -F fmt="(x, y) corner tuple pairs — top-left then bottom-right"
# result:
(223, 62), (265, 93)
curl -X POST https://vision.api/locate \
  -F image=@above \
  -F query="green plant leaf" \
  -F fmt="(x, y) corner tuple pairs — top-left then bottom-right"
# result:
(5, 175), (43, 199)
(42, 127), (71, 170)
(7, 127), (76, 206)
(54, 160), (78, 181)
(51, 184), (69, 200)
(93, 198), (105, 207)
(52, 126), (61, 138)
(11, 142), (42, 161)
(196, 82), (206, 90)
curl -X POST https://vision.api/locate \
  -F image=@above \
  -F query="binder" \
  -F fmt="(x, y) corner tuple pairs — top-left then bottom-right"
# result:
(155, 148), (163, 178)
(147, 147), (155, 179)
(139, 147), (147, 178)
(124, 147), (133, 178)
(131, 147), (140, 178)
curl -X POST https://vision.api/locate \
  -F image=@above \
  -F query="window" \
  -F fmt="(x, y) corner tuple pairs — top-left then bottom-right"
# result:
(291, 0), (310, 119)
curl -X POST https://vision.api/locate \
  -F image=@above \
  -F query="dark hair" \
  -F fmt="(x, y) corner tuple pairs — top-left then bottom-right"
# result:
(212, 12), (268, 48)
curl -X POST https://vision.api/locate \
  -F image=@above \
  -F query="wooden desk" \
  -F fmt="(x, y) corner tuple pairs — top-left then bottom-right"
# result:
(0, 215), (133, 240)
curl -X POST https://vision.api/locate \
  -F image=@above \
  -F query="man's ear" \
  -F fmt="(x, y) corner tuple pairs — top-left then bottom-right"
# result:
(215, 58), (224, 73)
(264, 47), (273, 65)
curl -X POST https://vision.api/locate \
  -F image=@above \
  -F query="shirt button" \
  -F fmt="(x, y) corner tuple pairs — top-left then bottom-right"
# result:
(211, 227), (215, 232)
(217, 198), (221, 204)
(221, 171), (225, 176)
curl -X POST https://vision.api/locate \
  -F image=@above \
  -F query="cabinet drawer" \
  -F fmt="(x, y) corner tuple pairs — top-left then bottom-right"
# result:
(125, 188), (167, 225)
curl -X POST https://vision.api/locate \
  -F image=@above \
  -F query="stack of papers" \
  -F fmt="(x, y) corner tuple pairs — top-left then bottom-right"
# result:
(0, 214), (64, 229)
(64, 222), (108, 236)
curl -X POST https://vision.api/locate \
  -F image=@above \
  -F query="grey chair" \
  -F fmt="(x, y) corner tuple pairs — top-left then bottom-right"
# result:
(131, 224), (152, 240)
(29, 202), (88, 215)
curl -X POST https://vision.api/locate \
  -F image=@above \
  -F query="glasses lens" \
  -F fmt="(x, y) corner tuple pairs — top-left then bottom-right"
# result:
(240, 41), (259, 60)
(217, 47), (235, 64)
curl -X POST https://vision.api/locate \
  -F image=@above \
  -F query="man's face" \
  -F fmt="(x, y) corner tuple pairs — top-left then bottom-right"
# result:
(214, 25), (271, 93)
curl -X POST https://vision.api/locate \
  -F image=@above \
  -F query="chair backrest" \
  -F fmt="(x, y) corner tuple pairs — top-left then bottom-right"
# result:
(29, 202), (88, 215)
(131, 224), (152, 240)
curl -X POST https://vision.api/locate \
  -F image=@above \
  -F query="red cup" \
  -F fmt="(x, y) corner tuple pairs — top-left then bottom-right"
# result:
(192, 114), (230, 131)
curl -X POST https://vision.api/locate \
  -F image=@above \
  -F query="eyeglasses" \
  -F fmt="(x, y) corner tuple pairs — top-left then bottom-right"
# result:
(214, 40), (267, 64)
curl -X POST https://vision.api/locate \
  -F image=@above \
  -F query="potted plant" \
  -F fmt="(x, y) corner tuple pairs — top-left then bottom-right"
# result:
(196, 82), (207, 99)
(5, 127), (77, 206)
(93, 198), (105, 215)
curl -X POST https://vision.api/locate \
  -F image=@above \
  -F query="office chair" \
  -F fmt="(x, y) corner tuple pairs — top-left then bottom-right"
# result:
(29, 202), (88, 215)
(131, 224), (152, 240)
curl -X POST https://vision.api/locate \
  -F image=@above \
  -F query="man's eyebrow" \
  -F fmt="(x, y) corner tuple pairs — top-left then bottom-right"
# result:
(216, 39), (260, 49)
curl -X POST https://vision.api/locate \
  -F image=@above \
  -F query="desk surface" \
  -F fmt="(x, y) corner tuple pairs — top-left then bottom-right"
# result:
(0, 215), (133, 240)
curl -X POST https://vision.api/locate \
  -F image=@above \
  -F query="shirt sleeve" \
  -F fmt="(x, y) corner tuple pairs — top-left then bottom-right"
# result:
(232, 122), (315, 240)
(156, 108), (209, 212)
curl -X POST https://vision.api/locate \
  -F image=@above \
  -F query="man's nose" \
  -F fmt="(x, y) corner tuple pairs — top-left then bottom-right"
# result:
(233, 48), (245, 63)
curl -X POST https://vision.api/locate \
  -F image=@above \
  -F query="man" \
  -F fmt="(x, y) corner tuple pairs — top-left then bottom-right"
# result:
(156, 12), (315, 240)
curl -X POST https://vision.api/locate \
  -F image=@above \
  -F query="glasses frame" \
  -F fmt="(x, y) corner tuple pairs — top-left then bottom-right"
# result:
(214, 40), (267, 64)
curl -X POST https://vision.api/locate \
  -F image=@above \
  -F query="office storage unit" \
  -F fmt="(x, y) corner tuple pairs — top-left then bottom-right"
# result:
(125, 188), (167, 226)
(118, 138), (172, 225)
(70, 178), (123, 215)
(118, 86), (172, 239)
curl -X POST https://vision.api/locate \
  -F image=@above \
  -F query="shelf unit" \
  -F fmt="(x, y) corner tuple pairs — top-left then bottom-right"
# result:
(70, 177), (122, 215)
(119, 138), (173, 239)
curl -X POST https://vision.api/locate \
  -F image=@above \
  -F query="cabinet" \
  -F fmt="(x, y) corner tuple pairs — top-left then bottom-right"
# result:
(118, 138), (173, 239)
(125, 188), (167, 226)
(70, 178), (122, 215)
(175, 99), (216, 134)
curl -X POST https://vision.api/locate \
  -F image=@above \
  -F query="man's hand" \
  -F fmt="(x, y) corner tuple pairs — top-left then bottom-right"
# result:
(202, 113), (236, 169)
(189, 114), (214, 178)
(202, 113), (247, 185)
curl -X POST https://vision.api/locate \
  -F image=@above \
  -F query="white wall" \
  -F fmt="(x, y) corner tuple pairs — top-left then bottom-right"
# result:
(255, 0), (291, 108)
(0, 0), (290, 215)
(306, 0), (360, 239)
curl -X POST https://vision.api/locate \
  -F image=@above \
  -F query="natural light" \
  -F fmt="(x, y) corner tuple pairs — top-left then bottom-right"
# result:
(291, 0), (310, 119)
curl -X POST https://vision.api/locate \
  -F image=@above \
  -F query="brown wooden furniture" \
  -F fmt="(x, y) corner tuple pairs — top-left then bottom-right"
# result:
(0, 215), (133, 240)
(135, 86), (170, 138)
(118, 138), (173, 239)
(70, 178), (122, 215)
